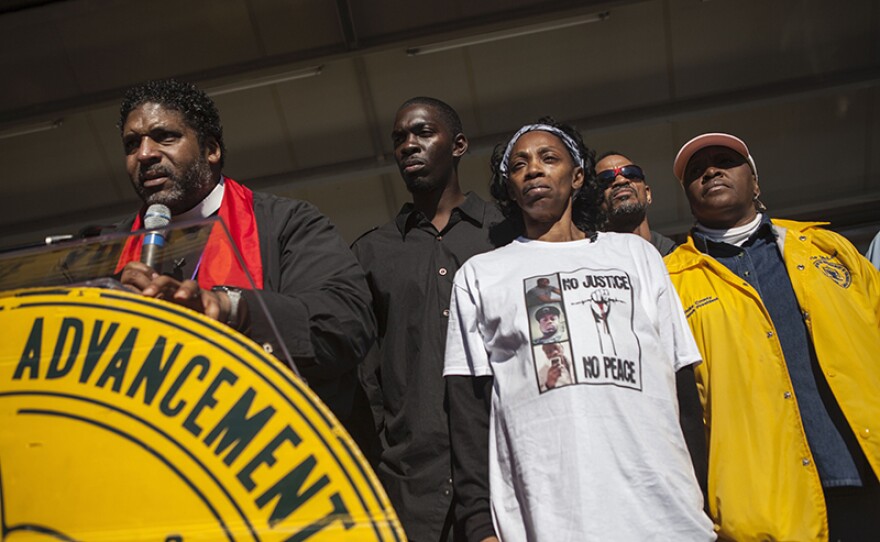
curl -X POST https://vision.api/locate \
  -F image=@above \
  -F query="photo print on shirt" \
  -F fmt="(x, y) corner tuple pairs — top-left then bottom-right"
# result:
(523, 269), (643, 393)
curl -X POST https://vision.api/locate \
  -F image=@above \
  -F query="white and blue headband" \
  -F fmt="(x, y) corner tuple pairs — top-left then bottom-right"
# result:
(498, 123), (585, 179)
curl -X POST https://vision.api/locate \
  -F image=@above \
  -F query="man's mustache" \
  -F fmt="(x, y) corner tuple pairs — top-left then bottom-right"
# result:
(139, 166), (173, 183)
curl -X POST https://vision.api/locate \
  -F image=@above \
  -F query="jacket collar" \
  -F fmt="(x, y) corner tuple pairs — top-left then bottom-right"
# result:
(666, 217), (829, 273)
(692, 213), (774, 253)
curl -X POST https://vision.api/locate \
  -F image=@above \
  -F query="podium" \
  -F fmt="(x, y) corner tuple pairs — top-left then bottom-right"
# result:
(0, 219), (403, 541)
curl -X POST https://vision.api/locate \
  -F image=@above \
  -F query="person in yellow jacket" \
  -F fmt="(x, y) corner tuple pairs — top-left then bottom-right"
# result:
(664, 132), (880, 541)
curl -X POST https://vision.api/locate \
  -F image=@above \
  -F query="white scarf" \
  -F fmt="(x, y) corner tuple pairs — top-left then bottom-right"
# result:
(694, 213), (763, 247)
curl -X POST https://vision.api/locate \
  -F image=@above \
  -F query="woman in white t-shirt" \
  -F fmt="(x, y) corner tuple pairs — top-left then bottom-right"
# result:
(443, 119), (715, 542)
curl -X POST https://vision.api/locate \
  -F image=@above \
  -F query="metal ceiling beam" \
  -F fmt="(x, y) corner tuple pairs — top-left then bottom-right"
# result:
(0, 0), (64, 16)
(335, 0), (359, 50)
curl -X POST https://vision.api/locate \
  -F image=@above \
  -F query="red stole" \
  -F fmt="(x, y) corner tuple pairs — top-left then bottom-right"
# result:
(116, 177), (264, 290)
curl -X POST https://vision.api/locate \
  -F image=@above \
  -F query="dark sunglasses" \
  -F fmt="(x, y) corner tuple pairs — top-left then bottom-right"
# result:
(597, 165), (645, 184)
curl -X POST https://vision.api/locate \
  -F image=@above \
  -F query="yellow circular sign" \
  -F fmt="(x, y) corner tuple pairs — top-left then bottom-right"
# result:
(0, 287), (403, 541)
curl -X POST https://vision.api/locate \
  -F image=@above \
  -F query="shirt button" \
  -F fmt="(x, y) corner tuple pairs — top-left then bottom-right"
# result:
(262, 342), (274, 354)
(797, 264), (805, 270)
(448, 478), (453, 484)
(783, 391), (792, 399)
(799, 236), (807, 241)
(439, 267), (448, 276)
(860, 428), (870, 439)
(744, 271), (751, 276)
(802, 311), (810, 320)
(436, 235), (443, 240)
(443, 489), (451, 496)
(442, 309), (450, 317)
(766, 331), (774, 338)
(802, 458), (811, 466)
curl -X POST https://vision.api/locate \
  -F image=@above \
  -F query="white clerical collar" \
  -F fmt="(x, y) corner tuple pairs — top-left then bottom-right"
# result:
(695, 213), (763, 247)
(174, 176), (225, 222)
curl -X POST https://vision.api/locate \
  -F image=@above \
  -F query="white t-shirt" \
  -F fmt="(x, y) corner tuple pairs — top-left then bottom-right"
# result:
(444, 233), (715, 542)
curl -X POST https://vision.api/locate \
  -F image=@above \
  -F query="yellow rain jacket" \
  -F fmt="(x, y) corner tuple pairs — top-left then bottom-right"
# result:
(664, 219), (880, 541)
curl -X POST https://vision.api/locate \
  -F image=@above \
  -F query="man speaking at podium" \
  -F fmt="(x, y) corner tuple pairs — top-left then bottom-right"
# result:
(114, 79), (376, 441)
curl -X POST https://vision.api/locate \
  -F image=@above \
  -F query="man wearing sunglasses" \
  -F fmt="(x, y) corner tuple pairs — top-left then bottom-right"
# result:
(665, 132), (880, 541)
(596, 152), (677, 255)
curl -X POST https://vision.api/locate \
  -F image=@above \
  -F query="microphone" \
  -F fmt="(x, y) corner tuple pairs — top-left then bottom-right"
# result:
(141, 204), (171, 270)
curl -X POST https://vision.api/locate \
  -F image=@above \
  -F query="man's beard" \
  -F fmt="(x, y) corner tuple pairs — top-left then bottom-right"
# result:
(136, 154), (213, 214)
(607, 199), (647, 231)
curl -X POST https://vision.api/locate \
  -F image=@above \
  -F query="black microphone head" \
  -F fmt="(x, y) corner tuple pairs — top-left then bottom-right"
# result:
(144, 204), (171, 230)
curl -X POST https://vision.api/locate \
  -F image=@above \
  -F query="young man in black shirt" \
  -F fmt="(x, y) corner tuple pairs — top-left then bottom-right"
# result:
(351, 97), (515, 541)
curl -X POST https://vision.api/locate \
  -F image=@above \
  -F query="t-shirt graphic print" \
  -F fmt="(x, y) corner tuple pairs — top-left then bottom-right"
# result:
(524, 268), (641, 394)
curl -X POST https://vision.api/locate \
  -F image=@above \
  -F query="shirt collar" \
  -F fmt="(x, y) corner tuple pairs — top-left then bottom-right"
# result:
(394, 192), (486, 238)
(755, 213), (775, 237)
(174, 175), (224, 222)
(693, 213), (775, 253)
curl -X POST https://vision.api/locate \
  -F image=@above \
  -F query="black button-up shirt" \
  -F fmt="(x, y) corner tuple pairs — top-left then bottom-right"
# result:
(352, 193), (517, 541)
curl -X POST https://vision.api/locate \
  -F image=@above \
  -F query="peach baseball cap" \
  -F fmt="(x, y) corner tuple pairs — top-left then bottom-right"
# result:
(673, 132), (757, 182)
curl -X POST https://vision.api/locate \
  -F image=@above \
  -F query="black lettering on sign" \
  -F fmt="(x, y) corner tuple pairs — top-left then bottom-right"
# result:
(561, 278), (579, 290)
(125, 336), (183, 405)
(0, 291), (402, 541)
(183, 367), (238, 437)
(237, 426), (302, 491)
(256, 455), (329, 527)
(160, 356), (210, 417)
(80, 320), (120, 384)
(47, 318), (83, 379)
(204, 387), (276, 466)
(14, 317), (44, 380)
(95, 328), (139, 392)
